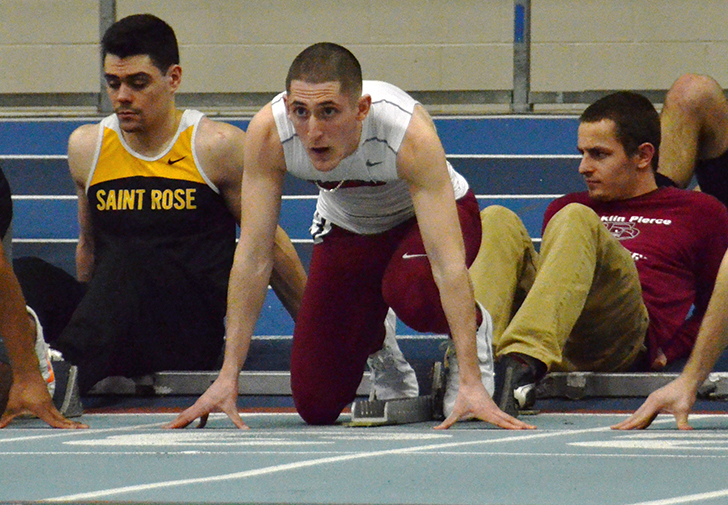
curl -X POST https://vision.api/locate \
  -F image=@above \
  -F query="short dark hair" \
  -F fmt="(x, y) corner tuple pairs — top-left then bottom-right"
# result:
(101, 14), (179, 73)
(580, 91), (661, 171)
(285, 42), (362, 99)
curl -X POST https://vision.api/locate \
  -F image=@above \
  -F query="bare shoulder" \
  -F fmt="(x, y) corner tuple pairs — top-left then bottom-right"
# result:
(195, 116), (245, 185)
(245, 103), (285, 168)
(196, 116), (245, 158)
(397, 104), (446, 182)
(246, 103), (276, 140)
(407, 104), (438, 141)
(67, 123), (101, 185)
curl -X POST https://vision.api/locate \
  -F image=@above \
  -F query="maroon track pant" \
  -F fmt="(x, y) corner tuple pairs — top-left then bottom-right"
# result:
(291, 191), (482, 424)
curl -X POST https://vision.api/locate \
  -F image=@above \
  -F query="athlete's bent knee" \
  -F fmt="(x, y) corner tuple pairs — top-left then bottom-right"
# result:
(666, 73), (724, 114)
(548, 203), (599, 228)
(294, 399), (343, 425)
(480, 205), (520, 227)
(292, 388), (344, 425)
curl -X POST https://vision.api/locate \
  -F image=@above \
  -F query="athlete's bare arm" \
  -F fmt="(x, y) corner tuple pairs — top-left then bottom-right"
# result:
(269, 226), (306, 318)
(0, 239), (87, 429)
(67, 124), (100, 283)
(165, 104), (288, 429)
(397, 105), (533, 430)
(194, 117), (245, 220)
(614, 249), (728, 430)
(196, 117), (306, 320)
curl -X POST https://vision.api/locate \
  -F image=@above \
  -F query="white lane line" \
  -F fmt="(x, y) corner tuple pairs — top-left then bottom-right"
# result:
(477, 193), (564, 199)
(31, 414), (728, 501)
(428, 451), (728, 459)
(448, 154), (580, 159)
(42, 425), (613, 502)
(13, 239), (78, 243)
(0, 155), (67, 159)
(572, 440), (728, 450)
(7, 449), (728, 459)
(12, 195), (76, 200)
(3, 450), (341, 456)
(625, 489), (728, 505)
(0, 421), (165, 444)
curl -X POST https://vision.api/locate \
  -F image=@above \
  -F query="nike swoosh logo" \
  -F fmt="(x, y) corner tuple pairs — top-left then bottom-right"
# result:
(167, 156), (186, 165)
(365, 160), (383, 167)
(402, 252), (428, 259)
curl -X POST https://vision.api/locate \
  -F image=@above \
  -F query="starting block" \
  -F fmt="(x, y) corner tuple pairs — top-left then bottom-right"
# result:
(51, 358), (83, 418)
(537, 372), (728, 401)
(348, 361), (446, 427)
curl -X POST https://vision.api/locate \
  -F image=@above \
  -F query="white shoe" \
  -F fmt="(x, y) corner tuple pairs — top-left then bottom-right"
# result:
(28, 306), (55, 397)
(443, 302), (495, 418)
(367, 309), (419, 400)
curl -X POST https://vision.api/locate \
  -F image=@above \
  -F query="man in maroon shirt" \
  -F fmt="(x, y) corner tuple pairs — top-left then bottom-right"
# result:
(478, 91), (728, 417)
(613, 74), (728, 430)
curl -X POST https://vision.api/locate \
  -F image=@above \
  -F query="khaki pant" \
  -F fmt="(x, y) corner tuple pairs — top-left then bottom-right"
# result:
(470, 204), (648, 372)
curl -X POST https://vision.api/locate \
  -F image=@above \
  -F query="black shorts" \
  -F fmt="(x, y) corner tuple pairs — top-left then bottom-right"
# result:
(54, 246), (227, 393)
(696, 148), (728, 208)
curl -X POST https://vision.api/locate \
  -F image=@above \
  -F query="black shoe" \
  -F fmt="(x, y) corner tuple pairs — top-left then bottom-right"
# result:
(493, 353), (546, 418)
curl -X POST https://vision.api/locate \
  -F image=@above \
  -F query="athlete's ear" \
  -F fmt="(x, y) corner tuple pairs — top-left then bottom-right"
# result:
(636, 142), (655, 172)
(356, 94), (371, 121)
(167, 64), (182, 92)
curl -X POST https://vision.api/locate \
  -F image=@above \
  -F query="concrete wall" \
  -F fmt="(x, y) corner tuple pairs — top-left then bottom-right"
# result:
(531, 0), (728, 92)
(1, 0), (727, 101)
(1, 0), (513, 96)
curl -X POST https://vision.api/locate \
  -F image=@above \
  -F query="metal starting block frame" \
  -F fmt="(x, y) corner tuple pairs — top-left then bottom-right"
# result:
(89, 370), (373, 397)
(87, 369), (728, 408)
(349, 395), (439, 427)
(51, 358), (84, 418)
(348, 361), (446, 427)
(537, 372), (728, 400)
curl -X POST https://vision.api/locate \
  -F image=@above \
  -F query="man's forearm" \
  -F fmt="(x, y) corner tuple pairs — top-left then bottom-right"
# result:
(0, 257), (37, 376)
(75, 238), (94, 282)
(219, 245), (275, 378)
(269, 226), (307, 319)
(437, 267), (480, 380)
(682, 251), (728, 386)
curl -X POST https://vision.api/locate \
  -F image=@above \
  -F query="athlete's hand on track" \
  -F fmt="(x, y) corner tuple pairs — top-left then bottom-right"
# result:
(612, 376), (697, 431)
(164, 374), (249, 430)
(434, 381), (536, 430)
(0, 373), (88, 429)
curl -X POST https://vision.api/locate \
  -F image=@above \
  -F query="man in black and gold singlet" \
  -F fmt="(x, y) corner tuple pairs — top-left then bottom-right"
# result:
(53, 14), (307, 393)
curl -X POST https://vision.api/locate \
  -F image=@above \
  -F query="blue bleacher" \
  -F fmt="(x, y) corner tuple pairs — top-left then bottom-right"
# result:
(0, 115), (583, 377)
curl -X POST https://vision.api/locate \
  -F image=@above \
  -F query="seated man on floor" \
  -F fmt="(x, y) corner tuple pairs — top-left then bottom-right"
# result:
(41, 14), (306, 394)
(612, 73), (728, 430)
(469, 91), (728, 417)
